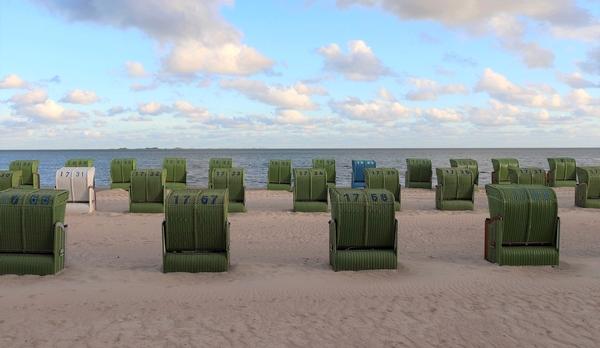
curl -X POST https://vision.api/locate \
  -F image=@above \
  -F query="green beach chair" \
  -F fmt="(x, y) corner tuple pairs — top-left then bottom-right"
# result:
(267, 160), (292, 191)
(162, 189), (230, 272)
(293, 168), (328, 212)
(65, 158), (94, 167)
(485, 185), (559, 266)
(163, 157), (187, 190)
(405, 158), (432, 189)
(209, 167), (246, 213)
(547, 158), (577, 187)
(449, 159), (479, 186)
(110, 158), (137, 190)
(208, 158), (232, 186)
(491, 158), (519, 185)
(312, 159), (336, 187)
(364, 168), (401, 211)
(0, 170), (22, 191)
(329, 188), (398, 271)
(129, 169), (167, 213)
(435, 168), (476, 210)
(508, 167), (546, 185)
(0, 188), (68, 275)
(575, 167), (600, 208)
(9, 160), (40, 189)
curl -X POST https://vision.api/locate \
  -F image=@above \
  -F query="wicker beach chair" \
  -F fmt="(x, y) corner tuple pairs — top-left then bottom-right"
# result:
(267, 160), (292, 191)
(364, 168), (401, 211)
(405, 158), (432, 189)
(163, 158), (187, 190)
(449, 158), (479, 185)
(491, 158), (519, 185)
(547, 158), (577, 187)
(435, 168), (475, 210)
(65, 158), (94, 167)
(293, 168), (328, 212)
(351, 160), (376, 189)
(9, 160), (40, 189)
(110, 158), (137, 190)
(129, 169), (167, 213)
(312, 159), (336, 187)
(208, 158), (233, 186)
(209, 167), (246, 213)
(575, 167), (600, 208)
(508, 167), (546, 185)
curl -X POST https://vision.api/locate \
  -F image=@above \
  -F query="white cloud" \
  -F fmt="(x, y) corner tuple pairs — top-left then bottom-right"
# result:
(275, 109), (312, 125)
(130, 82), (158, 92)
(125, 61), (147, 77)
(61, 89), (99, 104)
(318, 40), (391, 81)
(173, 100), (212, 122)
(418, 108), (462, 122)
(9, 89), (48, 105)
(330, 89), (411, 125)
(18, 99), (82, 123)
(37, 0), (273, 76)
(552, 23), (600, 42)
(0, 74), (26, 89)
(220, 79), (319, 110)
(405, 78), (467, 101)
(138, 101), (168, 115)
(106, 106), (130, 116)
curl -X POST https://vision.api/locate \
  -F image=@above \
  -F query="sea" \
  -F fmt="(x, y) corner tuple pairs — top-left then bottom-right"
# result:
(1, 148), (598, 188)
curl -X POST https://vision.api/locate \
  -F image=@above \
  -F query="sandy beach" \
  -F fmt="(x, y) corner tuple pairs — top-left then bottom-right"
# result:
(1, 187), (599, 347)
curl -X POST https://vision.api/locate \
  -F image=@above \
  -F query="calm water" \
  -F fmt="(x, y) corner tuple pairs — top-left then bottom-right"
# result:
(1, 148), (599, 188)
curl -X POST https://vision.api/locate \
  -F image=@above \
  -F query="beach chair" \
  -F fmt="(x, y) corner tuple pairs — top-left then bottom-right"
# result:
(55, 167), (96, 213)
(129, 169), (167, 213)
(575, 167), (600, 208)
(364, 168), (401, 211)
(351, 160), (376, 188)
(267, 160), (292, 191)
(435, 168), (475, 210)
(509, 167), (546, 185)
(65, 158), (94, 167)
(0, 188), (68, 275)
(208, 158), (232, 186)
(312, 159), (336, 187)
(547, 158), (577, 187)
(293, 168), (328, 212)
(110, 158), (137, 190)
(485, 185), (559, 266)
(162, 189), (230, 272)
(449, 158), (479, 185)
(163, 157), (187, 190)
(491, 158), (519, 184)
(0, 170), (22, 191)
(329, 188), (398, 271)
(209, 167), (246, 213)
(9, 160), (40, 189)
(405, 158), (432, 189)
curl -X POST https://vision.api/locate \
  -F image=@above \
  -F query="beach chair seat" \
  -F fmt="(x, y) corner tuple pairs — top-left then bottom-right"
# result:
(0, 170), (22, 191)
(55, 167), (96, 213)
(491, 158), (519, 184)
(547, 158), (577, 187)
(449, 158), (479, 185)
(351, 160), (376, 188)
(209, 167), (246, 212)
(329, 188), (398, 271)
(485, 185), (559, 266)
(162, 189), (230, 272)
(110, 158), (137, 190)
(312, 159), (336, 186)
(364, 167), (401, 211)
(129, 169), (167, 213)
(436, 168), (475, 210)
(0, 189), (68, 275)
(9, 160), (40, 189)
(65, 158), (94, 167)
(267, 160), (292, 191)
(208, 158), (233, 186)
(405, 158), (432, 189)
(293, 168), (328, 212)
(575, 167), (600, 208)
(163, 157), (187, 190)
(509, 167), (546, 185)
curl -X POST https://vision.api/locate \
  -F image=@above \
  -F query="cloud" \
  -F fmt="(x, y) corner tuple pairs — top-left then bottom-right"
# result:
(318, 40), (391, 81)
(138, 101), (169, 115)
(17, 99), (83, 123)
(552, 23), (600, 42)
(36, 0), (273, 76)
(125, 61), (147, 77)
(61, 89), (99, 104)
(557, 72), (598, 88)
(106, 106), (130, 116)
(173, 100), (212, 122)
(330, 88), (411, 125)
(578, 47), (600, 75)
(275, 109), (313, 125)
(0, 74), (26, 89)
(9, 89), (48, 105)
(220, 79), (320, 110)
(130, 82), (159, 92)
(405, 78), (467, 101)
(417, 108), (463, 122)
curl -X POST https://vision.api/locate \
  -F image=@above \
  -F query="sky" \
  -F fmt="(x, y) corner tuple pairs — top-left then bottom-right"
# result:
(0, 0), (599, 149)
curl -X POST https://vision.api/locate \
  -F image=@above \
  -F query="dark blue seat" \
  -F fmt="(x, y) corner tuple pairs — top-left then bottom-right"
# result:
(351, 160), (376, 188)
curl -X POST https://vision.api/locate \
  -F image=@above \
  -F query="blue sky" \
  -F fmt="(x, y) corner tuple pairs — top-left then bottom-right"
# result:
(0, 0), (599, 149)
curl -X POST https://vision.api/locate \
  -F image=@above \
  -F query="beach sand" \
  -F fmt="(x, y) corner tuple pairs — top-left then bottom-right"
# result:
(1, 188), (599, 347)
